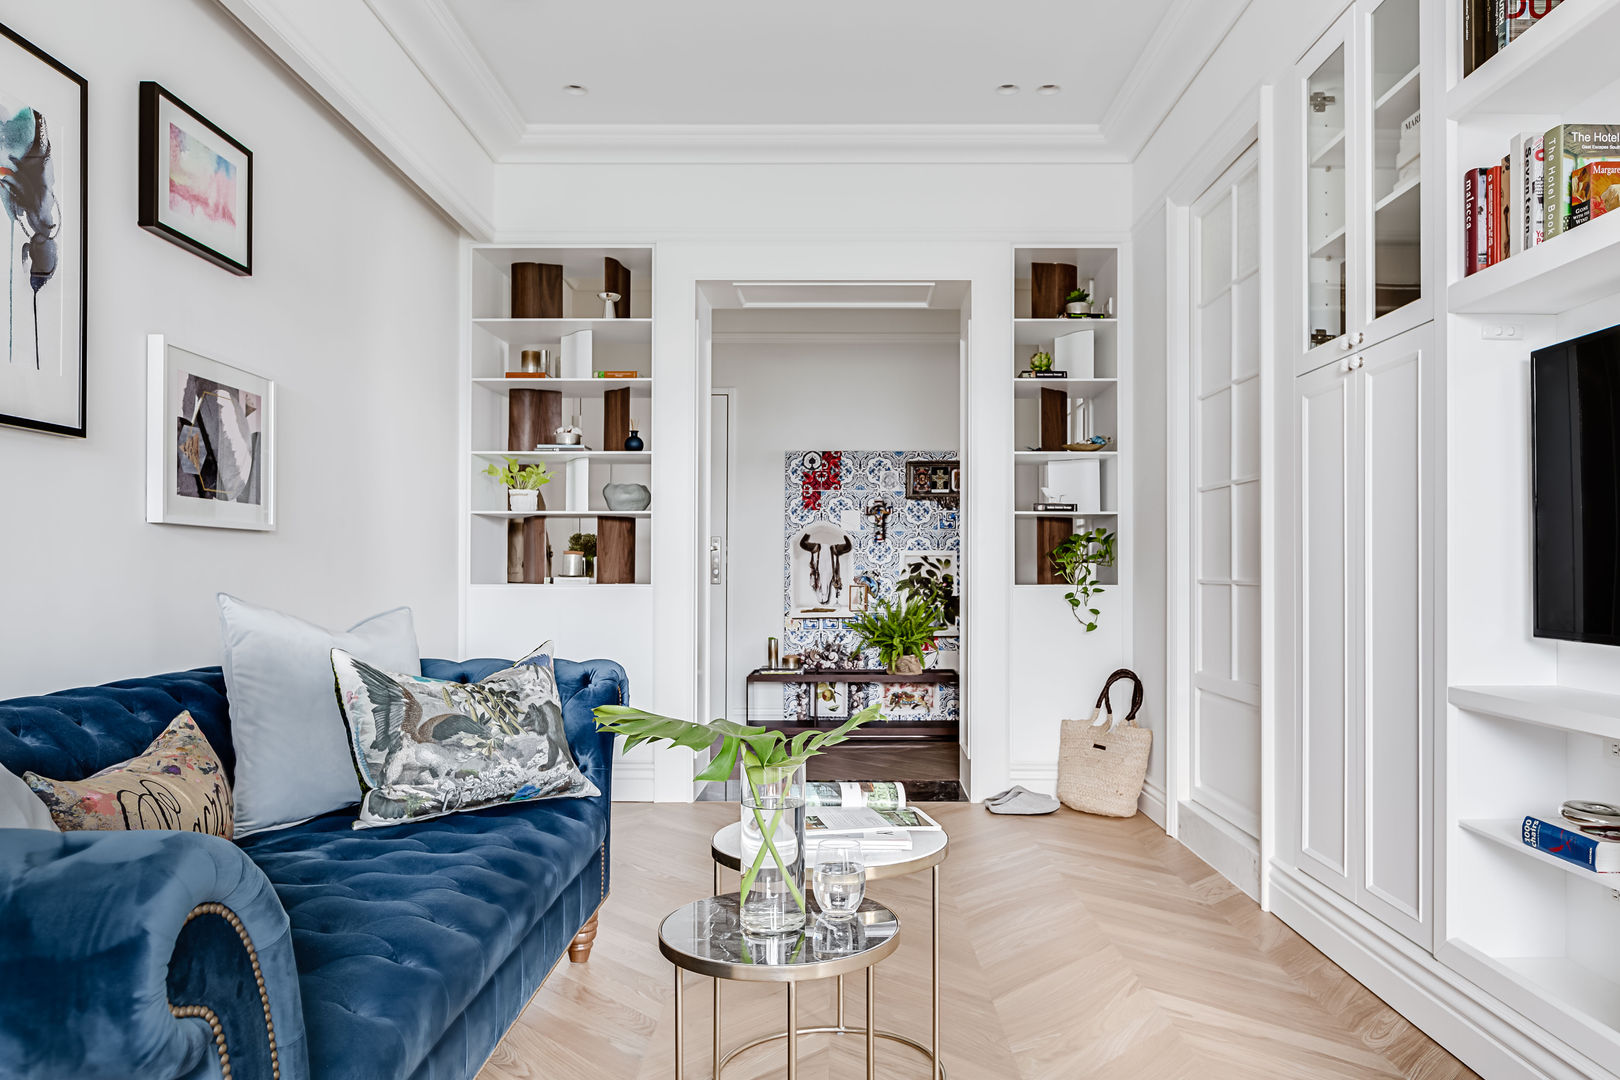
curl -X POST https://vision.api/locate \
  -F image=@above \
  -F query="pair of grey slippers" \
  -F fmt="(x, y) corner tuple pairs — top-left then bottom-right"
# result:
(984, 785), (1061, 815)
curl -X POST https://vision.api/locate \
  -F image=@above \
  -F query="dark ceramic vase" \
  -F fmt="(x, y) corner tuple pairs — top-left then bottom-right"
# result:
(624, 430), (645, 452)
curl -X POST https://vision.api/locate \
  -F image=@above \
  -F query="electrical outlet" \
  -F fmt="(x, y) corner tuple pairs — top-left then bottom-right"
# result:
(1606, 740), (1620, 764)
(1480, 322), (1526, 341)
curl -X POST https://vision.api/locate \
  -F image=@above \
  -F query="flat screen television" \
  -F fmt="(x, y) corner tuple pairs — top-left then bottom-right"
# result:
(1534, 324), (1620, 644)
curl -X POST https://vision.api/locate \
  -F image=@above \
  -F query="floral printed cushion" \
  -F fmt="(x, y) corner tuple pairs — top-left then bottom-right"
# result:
(24, 712), (232, 836)
(331, 643), (598, 830)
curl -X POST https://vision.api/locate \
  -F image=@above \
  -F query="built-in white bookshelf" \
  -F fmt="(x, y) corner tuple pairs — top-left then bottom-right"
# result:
(1010, 247), (1124, 590)
(464, 245), (655, 589)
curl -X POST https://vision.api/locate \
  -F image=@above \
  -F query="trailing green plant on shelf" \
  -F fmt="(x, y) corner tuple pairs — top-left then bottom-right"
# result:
(897, 555), (959, 631)
(482, 458), (551, 489)
(593, 703), (882, 915)
(1050, 527), (1117, 633)
(848, 596), (940, 674)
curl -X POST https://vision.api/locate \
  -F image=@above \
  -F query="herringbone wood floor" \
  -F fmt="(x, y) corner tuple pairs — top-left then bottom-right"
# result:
(478, 803), (1478, 1080)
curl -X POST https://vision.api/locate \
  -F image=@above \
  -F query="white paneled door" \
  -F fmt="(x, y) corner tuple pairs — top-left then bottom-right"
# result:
(1185, 145), (1265, 865)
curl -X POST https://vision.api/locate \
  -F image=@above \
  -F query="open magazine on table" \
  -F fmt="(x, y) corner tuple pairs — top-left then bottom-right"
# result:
(804, 781), (907, 811)
(804, 804), (942, 851)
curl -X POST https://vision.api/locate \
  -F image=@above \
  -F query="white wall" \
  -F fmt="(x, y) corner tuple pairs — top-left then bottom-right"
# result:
(0, 0), (461, 696)
(711, 309), (961, 721)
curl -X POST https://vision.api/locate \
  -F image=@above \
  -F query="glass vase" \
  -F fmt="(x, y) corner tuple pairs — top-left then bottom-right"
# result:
(739, 764), (807, 936)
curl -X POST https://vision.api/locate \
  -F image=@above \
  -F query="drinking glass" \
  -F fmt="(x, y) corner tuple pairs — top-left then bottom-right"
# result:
(813, 840), (866, 920)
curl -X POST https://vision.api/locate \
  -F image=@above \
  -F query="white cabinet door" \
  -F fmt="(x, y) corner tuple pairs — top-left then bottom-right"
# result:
(1296, 356), (1358, 900)
(1354, 324), (1431, 948)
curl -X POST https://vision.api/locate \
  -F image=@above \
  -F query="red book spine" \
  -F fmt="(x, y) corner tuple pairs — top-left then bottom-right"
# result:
(1487, 166), (1503, 267)
(1464, 169), (1480, 277)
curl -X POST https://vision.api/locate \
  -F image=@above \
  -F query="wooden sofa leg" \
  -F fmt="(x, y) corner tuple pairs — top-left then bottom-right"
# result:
(568, 913), (600, 963)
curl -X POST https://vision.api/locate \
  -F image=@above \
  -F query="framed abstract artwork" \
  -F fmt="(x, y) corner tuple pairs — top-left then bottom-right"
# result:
(146, 335), (275, 531)
(138, 82), (252, 275)
(0, 22), (88, 437)
(906, 459), (959, 502)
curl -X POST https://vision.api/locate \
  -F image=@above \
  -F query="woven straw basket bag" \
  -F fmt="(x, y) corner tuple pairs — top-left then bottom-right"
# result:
(1057, 668), (1152, 818)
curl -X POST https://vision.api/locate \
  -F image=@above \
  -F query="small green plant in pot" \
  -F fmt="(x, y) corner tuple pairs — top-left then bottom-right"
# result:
(483, 457), (551, 512)
(1028, 349), (1054, 373)
(568, 532), (597, 575)
(849, 596), (940, 675)
(1064, 288), (1092, 317)
(594, 703), (882, 934)
(1050, 527), (1117, 632)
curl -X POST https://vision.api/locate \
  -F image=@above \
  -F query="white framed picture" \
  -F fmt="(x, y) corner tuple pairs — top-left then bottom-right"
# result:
(146, 335), (274, 530)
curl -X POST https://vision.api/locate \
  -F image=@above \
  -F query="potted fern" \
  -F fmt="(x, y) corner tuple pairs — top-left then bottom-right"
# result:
(482, 457), (551, 512)
(848, 596), (940, 675)
(594, 704), (882, 934)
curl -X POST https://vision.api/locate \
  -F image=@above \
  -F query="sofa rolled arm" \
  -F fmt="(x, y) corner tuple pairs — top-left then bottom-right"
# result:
(556, 658), (629, 802)
(0, 829), (309, 1080)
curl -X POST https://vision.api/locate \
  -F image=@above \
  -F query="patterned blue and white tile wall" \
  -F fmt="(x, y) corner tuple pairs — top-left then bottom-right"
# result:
(781, 450), (960, 725)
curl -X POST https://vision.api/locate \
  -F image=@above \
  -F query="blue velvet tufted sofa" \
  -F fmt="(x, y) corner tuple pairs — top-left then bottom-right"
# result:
(0, 657), (624, 1080)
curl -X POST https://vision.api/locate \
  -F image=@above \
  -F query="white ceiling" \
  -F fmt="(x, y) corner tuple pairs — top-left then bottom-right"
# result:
(367, 0), (1243, 162)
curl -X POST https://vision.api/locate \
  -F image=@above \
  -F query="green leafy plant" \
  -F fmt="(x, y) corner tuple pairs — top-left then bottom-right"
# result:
(593, 704), (882, 913)
(848, 597), (940, 671)
(482, 457), (551, 489)
(897, 556), (958, 630)
(1029, 350), (1054, 372)
(1065, 288), (1091, 305)
(567, 532), (597, 559)
(1050, 527), (1117, 632)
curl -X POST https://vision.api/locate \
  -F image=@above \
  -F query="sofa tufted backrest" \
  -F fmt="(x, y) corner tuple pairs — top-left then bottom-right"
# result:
(0, 668), (236, 784)
(0, 658), (626, 789)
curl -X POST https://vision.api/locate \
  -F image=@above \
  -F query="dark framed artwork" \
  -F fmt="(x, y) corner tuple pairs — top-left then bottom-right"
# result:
(906, 459), (960, 502)
(0, 22), (88, 437)
(138, 82), (252, 275)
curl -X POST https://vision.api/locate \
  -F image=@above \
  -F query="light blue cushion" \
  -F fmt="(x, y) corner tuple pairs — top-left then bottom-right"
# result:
(219, 595), (420, 836)
(0, 762), (57, 831)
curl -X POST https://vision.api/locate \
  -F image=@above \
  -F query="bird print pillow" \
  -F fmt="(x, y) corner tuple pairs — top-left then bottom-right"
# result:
(330, 643), (598, 829)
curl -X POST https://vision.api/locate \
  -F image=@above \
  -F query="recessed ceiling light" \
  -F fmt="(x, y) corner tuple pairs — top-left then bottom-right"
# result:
(995, 84), (1020, 96)
(563, 84), (588, 96)
(1037, 84), (1062, 96)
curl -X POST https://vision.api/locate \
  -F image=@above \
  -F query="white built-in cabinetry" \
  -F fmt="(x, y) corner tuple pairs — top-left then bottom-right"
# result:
(1295, 321), (1431, 948)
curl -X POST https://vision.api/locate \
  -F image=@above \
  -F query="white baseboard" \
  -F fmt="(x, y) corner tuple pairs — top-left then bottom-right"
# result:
(1177, 800), (1260, 900)
(1007, 762), (1057, 796)
(1138, 780), (1167, 827)
(611, 762), (656, 802)
(1268, 862), (1609, 1080)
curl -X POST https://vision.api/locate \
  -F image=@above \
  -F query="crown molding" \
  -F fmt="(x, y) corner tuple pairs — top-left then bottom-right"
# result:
(500, 123), (1120, 165)
(363, 0), (526, 157)
(712, 332), (961, 346)
(1099, 0), (1256, 160)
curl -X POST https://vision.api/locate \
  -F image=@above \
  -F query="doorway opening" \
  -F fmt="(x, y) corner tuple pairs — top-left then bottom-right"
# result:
(701, 281), (969, 801)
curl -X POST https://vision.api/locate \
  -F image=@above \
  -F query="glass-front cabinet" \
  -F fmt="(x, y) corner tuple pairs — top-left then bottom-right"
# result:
(1299, 0), (1427, 372)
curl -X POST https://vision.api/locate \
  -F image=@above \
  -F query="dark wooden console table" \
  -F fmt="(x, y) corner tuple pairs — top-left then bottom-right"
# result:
(744, 667), (959, 741)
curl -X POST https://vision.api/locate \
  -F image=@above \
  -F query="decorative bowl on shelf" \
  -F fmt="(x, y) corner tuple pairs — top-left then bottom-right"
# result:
(553, 430), (583, 446)
(1063, 437), (1113, 452)
(603, 483), (651, 511)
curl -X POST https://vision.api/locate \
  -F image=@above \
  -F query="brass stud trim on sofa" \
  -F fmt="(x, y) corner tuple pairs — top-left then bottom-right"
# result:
(167, 901), (281, 1080)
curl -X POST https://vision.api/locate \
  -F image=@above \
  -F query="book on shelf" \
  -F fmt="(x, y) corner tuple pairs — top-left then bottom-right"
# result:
(1464, 168), (1487, 277)
(1463, 0), (1498, 76)
(503, 372), (552, 379)
(1509, 132), (1545, 255)
(1522, 813), (1620, 872)
(1544, 126), (1620, 240)
(804, 781), (907, 812)
(1018, 371), (1070, 379)
(593, 370), (640, 379)
(530, 444), (591, 452)
(1497, 0), (1563, 52)
(1034, 502), (1079, 513)
(1569, 162), (1620, 228)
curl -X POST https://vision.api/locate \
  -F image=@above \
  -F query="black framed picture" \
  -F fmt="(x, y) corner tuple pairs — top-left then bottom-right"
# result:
(0, 22), (88, 438)
(138, 82), (252, 276)
(906, 459), (960, 501)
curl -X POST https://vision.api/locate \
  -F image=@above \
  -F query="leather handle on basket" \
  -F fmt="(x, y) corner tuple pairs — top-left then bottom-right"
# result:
(1092, 669), (1144, 726)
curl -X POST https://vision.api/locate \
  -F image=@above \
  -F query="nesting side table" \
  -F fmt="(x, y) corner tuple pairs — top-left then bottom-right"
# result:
(711, 823), (948, 1078)
(659, 894), (901, 1080)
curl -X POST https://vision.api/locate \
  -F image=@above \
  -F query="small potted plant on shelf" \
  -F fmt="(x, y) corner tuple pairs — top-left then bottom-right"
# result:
(483, 457), (551, 512)
(1050, 527), (1118, 632)
(1028, 349), (1054, 374)
(568, 532), (597, 577)
(1063, 288), (1092, 317)
(848, 596), (940, 675)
